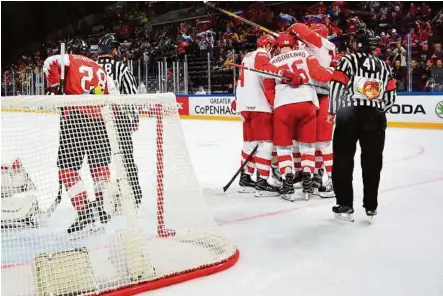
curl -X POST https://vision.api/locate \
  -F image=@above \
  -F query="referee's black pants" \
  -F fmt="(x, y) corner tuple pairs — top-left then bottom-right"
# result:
(332, 106), (387, 210)
(115, 114), (143, 206)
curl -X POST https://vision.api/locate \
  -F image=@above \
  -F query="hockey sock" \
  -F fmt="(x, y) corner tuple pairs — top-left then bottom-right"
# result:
(271, 146), (278, 169)
(277, 146), (293, 178)
(90, 166), (111, 205)
(320, 142), (333, 177)
(314, 150), (323, 174)
(255, 141), (273, 179)
(59, 168), (87, 211)
(300, 143), (315, 174)
(292, 140), (302, 172)
(241, 141), (257, 175)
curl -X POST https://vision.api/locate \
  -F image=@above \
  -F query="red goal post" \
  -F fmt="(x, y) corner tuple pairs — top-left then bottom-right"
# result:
(1, 93), (239, 296)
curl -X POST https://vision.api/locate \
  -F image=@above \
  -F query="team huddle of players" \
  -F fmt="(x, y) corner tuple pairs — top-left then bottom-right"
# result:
(17, 23), (338, 233)
(235, 23), (340, 201)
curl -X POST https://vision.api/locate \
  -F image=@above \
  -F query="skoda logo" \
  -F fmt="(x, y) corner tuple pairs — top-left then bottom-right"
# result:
(436, 101), (443, 119)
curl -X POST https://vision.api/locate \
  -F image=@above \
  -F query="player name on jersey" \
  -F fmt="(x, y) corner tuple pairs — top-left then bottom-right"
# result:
(271, 51), (307, 64)
(270, 49), (319, 109)
(71, 54), (95, 63)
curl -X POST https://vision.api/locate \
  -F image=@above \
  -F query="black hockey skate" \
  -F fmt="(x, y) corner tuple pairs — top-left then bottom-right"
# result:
(311, 170), (323, 195)
(332, 205), (355, 222)
(67, 206), (95, 234)
(302, 172), (314, 201)
(238, 171), (256, 193)
(292, 170), (303, 189)
(255, 176), (280, 197)
(280, 173), (296, 202)
(270, 165), (283, 187)
(97, 205), (111, 224)
(318, 177), (336, 198)
(365, 209), (377, 225)
(91, 199), (112, 224)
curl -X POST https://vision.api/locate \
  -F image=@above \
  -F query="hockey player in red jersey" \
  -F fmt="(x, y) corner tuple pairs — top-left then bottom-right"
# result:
(235, 34), (302, 195)
(268, 33), (333, 201)
(43, 39), (119, 234)
(288, 22), (336, 198)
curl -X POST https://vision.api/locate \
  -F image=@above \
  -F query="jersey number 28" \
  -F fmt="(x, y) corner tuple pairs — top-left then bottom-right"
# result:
(79, 66), (106, 92)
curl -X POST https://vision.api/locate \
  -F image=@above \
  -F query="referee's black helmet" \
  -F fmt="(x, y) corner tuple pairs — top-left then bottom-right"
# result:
(355, 29), (380, 52)
(67, 39), (88, 55)
(98, 33), (120, 54)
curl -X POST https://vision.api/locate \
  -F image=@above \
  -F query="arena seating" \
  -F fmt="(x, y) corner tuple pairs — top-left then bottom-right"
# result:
(2, 1), (443, 95)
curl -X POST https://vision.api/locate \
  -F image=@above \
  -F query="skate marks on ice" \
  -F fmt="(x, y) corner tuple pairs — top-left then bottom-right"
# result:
(206, 175), (443, 227)
(197, 129), (441, 228)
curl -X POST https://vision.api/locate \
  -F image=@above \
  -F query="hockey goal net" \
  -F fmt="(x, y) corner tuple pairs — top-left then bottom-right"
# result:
(1, 93), (239, 296)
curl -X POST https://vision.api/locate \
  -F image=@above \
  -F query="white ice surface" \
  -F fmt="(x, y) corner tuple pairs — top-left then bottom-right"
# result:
(2, 118), (443, 296)
(145, 120), (443, 296)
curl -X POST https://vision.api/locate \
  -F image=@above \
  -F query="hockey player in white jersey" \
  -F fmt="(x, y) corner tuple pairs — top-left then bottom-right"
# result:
(267, 32), (333, 201)
(288, 22), (336, 198)
(235, 34), (303, 196)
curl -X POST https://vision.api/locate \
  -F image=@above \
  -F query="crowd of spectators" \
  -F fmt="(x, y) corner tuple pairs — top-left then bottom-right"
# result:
(2, 1), (443, 95)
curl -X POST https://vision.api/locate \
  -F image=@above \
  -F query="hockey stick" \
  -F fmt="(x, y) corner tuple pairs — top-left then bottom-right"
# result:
(228, 62), (329, 91)
(431, 9), (443, 24)
(204, 2), (279, 37)
(223, 144), (258, 192)
(44, 180), (63, 218)
(203, 144), (258, 195)
(60, 42), (66, 93)
(44, 42), (66, 219)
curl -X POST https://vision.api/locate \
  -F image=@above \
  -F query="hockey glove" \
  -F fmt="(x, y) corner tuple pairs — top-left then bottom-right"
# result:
(46, 85), (62, 95)
(89, 86), (104, 95)
(281, 70), (304, 87)
(326, 114), (335, 125)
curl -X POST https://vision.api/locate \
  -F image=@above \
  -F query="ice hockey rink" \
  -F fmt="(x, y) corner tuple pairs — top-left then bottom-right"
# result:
(2, 116), (443, 296)
(147, 120), (443, 296)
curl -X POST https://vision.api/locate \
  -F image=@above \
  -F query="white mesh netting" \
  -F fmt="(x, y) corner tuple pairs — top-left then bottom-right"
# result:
(1, 93), (239, 296)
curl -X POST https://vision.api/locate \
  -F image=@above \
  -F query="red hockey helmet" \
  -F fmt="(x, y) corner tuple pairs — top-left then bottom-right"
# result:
(277, 32), (296, 48)
(310, 23), (329, 39)
(257, 34), (276, 48)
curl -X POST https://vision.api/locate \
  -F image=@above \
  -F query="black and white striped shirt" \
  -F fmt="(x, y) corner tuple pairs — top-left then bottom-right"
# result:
(97, 56), (138, 94)
(328, 52), (396, 115)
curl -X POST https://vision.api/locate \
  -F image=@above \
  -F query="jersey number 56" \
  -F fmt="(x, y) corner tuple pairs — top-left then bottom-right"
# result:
(278, 60), (309, 84)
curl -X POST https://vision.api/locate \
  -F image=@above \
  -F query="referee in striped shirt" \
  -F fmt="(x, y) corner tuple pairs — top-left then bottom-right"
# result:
(326, 29), (397, 220)
(97, 33), (143, 208)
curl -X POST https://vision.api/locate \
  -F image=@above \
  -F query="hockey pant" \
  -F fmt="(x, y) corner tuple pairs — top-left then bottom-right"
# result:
(57, 110), (112, 212)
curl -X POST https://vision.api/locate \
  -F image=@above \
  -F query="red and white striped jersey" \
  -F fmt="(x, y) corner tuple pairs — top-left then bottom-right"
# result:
(43, 54), (119, 120)
(43, 54), (119, 96)
(269, 49), (333, 109)
(290, 23), (336, 95)
(290, 23), (336, 67)
(236, 48), (276, 113)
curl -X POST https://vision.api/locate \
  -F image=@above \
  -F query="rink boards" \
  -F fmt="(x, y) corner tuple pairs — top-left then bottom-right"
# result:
(177, 93), (443, 130)
(2, 93), (443, 129)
